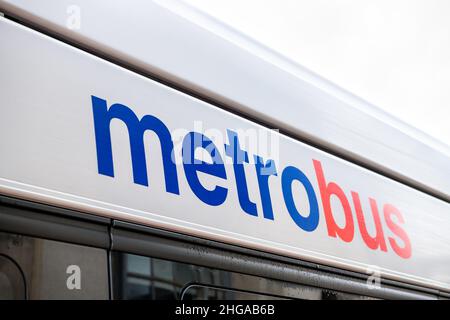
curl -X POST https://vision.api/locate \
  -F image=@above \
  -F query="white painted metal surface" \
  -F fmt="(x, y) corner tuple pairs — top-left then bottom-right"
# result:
(1, 18), (449, 292)
(0, 0), (449, 201)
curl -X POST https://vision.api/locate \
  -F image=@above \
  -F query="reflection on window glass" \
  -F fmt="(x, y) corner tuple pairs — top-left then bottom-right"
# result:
(113, 252), (375, 300)
(127, 254), (151, 275)
(114, 252), (215, 300)
(0, 231), (109, 300)
(113, 252), (264, 300)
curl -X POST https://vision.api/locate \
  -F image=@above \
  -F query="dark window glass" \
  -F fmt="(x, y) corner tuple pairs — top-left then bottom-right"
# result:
(112, 252), (375, 300)
(0, 231), (109, 299)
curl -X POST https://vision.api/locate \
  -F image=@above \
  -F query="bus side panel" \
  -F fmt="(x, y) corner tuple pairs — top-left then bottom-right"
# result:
(0, 17), (449, 293)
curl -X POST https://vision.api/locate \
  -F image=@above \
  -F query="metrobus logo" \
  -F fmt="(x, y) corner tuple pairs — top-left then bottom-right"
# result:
(91, 95), (412, 259)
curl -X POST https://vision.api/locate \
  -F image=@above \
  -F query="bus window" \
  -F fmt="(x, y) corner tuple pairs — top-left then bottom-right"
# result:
(112, 252), (375, 300)
(0, 231), (109, 300)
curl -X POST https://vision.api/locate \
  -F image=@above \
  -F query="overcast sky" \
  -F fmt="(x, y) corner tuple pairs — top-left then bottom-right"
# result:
(185, 0), (450, 147)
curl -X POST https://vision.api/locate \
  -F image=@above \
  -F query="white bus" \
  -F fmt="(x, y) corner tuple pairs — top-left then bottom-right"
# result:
(0, 0), (449, 300)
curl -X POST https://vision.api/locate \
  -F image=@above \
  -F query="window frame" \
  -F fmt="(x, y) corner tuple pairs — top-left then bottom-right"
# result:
(111, 220), (439, 300)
